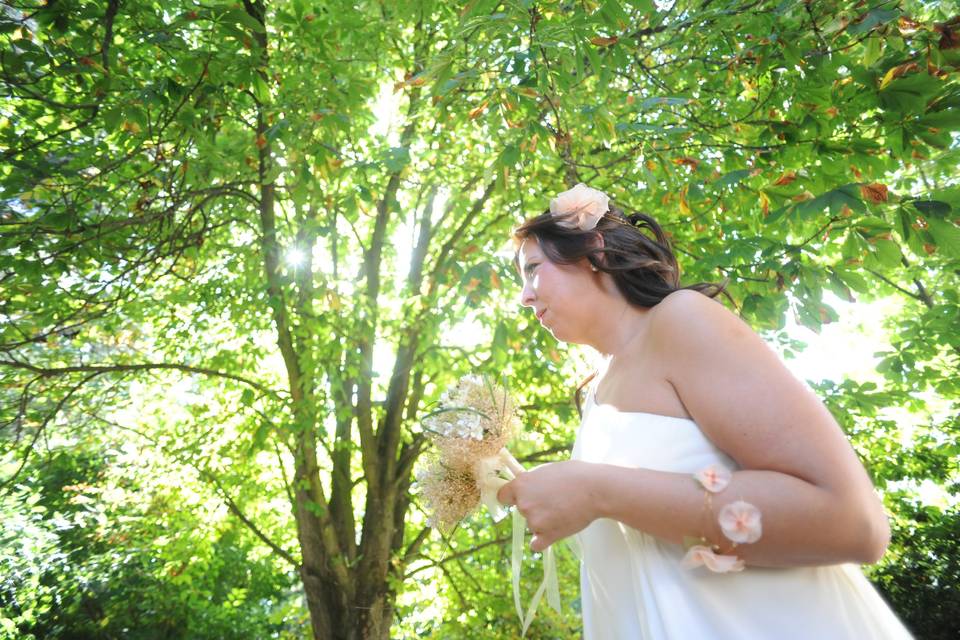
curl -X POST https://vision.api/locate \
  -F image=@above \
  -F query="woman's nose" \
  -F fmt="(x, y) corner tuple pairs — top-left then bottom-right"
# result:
(520, 279), (535, 308)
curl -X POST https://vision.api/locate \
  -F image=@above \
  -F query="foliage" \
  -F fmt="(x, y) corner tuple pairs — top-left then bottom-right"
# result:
(0, 447), (301, 640)
(1, 0), (958, 638)
(871, 499), (960, 640)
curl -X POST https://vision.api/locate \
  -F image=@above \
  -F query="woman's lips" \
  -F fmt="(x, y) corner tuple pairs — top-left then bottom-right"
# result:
(537, 309), (546, 321)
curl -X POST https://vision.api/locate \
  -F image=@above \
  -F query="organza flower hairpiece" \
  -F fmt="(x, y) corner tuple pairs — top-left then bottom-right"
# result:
(549, 183), (610, 231)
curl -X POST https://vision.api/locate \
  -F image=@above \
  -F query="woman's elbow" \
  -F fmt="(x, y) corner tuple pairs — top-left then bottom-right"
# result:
(858, 509), (891, 565)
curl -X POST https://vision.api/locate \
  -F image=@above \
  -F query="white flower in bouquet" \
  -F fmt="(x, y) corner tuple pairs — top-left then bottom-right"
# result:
(414, 373), (560, 637)
(416, 374), (523, 529)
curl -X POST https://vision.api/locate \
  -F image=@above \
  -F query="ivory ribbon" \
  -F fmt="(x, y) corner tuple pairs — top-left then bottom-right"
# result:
(475, 448), (561, 636)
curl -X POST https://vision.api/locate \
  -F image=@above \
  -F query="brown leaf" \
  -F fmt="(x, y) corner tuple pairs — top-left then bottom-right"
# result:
(935, 16), (960, 50)
(679, 188), (691, 216)
(590, 35), (619, 47)
(672, 157), (700, 170)
(923, 243), (937, 255)
(468, 101), (488, 119)
(502, 115), (524, 129)
(773, 171), (797, 186)
(879, 62), (919, 89)
(255, 134), (267, 149)
(860, 183), (888, 203)
(898, 16), (921, 34)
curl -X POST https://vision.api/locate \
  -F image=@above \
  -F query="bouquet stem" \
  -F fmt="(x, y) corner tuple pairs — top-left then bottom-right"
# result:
(501, 448), (526, 478)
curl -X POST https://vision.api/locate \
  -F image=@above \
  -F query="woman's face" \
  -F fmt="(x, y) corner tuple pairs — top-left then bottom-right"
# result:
(517, 237), (597, 343)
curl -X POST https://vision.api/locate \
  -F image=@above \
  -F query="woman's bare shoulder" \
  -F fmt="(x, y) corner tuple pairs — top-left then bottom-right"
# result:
(649, 288), (738, 331)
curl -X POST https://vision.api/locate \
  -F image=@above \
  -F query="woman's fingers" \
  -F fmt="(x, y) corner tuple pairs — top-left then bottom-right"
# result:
(530, 533), (551, 552)
(497, 481), (515, 506)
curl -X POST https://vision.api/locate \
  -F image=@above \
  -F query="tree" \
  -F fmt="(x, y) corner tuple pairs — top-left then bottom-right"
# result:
(2, 0), (958, 638)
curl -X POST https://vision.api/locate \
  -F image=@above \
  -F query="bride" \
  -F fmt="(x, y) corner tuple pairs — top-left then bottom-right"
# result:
(497, 184), (914, 638)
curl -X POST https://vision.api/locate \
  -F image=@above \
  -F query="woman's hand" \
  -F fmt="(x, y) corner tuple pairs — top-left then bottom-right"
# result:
(496, 460), (604, 552)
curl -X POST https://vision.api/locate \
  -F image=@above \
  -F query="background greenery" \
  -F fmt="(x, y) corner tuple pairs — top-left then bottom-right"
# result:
(1, 0), (957, 637)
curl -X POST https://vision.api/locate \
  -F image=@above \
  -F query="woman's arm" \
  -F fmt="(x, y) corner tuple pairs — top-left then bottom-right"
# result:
(499, 457), (888, 566)
(499, 289), (890, 566)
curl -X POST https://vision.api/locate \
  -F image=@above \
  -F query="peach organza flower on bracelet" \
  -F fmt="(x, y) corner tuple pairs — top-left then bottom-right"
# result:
(681, 545), (745, 573)
(693, 463), (732, 493)
(718, 500), (763, 544)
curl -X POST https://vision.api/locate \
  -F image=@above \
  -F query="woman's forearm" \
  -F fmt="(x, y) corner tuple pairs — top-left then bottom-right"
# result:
(588, 463), (889, 568)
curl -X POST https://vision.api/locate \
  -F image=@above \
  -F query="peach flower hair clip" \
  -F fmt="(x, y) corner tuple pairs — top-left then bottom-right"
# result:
(549, 183), (610, 231)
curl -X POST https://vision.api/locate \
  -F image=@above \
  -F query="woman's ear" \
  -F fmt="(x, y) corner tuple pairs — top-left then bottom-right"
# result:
(587, 231), (606, 268)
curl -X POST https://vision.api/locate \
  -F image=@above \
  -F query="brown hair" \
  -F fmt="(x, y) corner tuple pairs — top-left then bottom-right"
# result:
(512, 203), (729, 418)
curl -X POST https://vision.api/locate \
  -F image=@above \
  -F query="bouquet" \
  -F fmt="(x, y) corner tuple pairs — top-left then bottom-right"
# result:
(415, 374), (560, 636)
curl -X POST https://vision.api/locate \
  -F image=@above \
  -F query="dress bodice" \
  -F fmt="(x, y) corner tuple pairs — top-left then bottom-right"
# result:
(571, 382), (740, 475)
(568, 375), (914, 639)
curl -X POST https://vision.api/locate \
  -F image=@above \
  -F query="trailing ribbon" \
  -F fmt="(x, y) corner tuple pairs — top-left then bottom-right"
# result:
(479, 449), (561, 637)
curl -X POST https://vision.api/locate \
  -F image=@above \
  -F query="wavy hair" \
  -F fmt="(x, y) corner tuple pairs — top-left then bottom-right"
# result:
(512, 202), (729, 418)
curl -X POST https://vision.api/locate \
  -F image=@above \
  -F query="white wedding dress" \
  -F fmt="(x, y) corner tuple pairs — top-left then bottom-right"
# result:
(569, 380), (914, 639)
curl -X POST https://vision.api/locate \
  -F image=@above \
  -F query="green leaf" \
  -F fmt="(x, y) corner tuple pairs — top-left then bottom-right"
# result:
(841, 231), (865, 261)
(222, 8), (266, 33)
(874, 239), (902, 268)
(639, 96), (690, 110)
(918, 110), (960, 130)
(847, 8), (899, 36)
(835, 267), (870, 294)
(714, 169), (751, 188)
(911, 200), (951, 217)
(252, 74), (271, 102)
(250, 420), (270, 452)
(879, 72), (942, 113)
(382, 146), (411, 173)
(862, 36), (884, 67)
(599, 0), (630, 29)
(926, 218), (960, 258)
(500, 143), (520, 167)
(103, 107), (123, 132)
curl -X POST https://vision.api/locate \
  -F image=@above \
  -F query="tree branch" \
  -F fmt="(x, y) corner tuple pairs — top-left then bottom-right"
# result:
(0, 360), (281, 397)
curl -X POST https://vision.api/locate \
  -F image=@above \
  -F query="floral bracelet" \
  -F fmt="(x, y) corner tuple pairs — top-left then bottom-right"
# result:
(681, 463), (763, 573)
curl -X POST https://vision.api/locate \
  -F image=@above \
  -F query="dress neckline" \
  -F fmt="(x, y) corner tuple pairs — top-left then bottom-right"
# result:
(589, 376), (696, 424)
